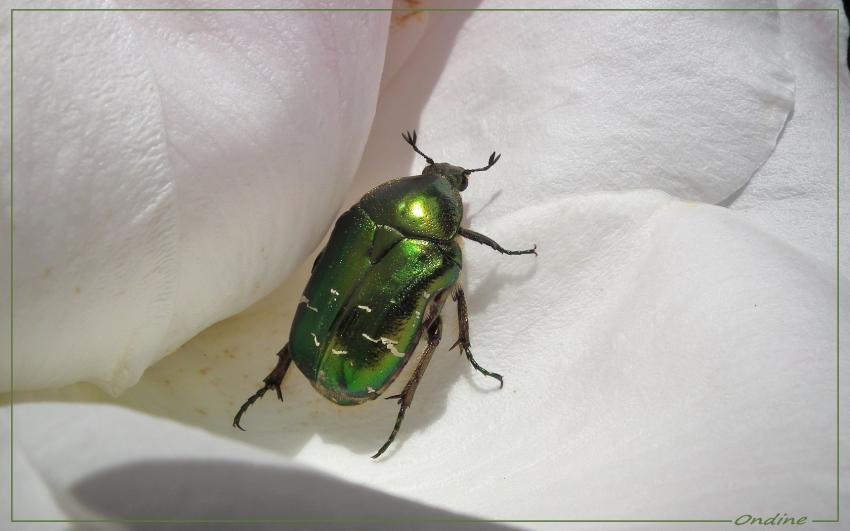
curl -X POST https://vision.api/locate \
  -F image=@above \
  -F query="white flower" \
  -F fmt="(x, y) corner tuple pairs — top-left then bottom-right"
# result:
(2, 0), (848, 527)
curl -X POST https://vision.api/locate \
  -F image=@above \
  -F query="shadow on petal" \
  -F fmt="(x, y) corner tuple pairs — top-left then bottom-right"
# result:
(68, 459), (515, 531)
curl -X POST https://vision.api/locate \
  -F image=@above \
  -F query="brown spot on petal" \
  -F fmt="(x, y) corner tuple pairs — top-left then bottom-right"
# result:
(392, 0), (425, 28)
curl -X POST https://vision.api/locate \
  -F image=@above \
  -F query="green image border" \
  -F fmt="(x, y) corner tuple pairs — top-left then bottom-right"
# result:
(7, 6), (843, 525)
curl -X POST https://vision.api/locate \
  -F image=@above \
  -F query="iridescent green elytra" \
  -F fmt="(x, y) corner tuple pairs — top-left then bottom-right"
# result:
(234, 131), (537, 458)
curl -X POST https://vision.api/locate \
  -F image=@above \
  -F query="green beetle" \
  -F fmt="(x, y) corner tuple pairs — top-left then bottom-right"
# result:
(233, 131), (536, 458)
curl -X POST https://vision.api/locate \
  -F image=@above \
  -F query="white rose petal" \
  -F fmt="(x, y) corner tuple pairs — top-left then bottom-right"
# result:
(1, 2), (392, 394)
(728, 3), (849, 266)
(7, 192), (845, 524)
(350, 0), (794, 218)
(3, 2), (846, 528)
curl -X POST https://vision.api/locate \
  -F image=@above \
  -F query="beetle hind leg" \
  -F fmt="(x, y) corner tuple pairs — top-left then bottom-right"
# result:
(452, 287), (503, 388)
(372, 316), (443, 459)
(232, 344), (292, 431)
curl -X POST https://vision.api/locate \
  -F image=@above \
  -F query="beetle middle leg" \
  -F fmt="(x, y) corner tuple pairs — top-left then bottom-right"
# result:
(232, 343), (292, 430)
(372, 316), (443, 459)
(458, 227), (537, 256)
(451, 286), (503, 388)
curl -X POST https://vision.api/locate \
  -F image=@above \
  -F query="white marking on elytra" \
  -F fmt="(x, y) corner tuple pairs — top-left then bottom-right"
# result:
(330, 288), (340, 296)
(422, 291), (430, 299)
(319, 370), (326, 379)
(331, 348), (348, 355)
(367, 386), (376, 393)
(390, 299), (397, 304)
(300, 295), (318, 312)
(357, 305), (372, 312)
(362, 333), (404, 357)
(380, 337), (403, 357)
(414, 310), (421, 318)
(310, 333), (320, 347)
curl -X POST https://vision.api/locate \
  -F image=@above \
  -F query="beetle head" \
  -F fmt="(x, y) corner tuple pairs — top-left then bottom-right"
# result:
(422, 163), (469, 190)
(402, 130), (501, 192)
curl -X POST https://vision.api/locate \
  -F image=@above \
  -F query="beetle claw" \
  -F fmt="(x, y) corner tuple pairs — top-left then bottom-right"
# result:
(263, 376), (284, 402)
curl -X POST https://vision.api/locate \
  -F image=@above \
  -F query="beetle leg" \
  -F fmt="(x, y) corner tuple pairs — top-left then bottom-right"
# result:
(372, 316), (443, 459)
(458, 227), (537, 256)
(451, 287), (504, 388)
(232, 344), (292, 431)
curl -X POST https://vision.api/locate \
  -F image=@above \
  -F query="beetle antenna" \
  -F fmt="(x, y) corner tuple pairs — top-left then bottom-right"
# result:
(465, 151), (501, 174)
(402, 130), (435, 165)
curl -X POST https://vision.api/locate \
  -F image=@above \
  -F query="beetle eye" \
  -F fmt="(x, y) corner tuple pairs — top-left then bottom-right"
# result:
(460, 175), (469, 191)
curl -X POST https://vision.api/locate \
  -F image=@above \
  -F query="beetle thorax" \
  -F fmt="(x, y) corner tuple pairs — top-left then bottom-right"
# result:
(358, 174), (463, 241)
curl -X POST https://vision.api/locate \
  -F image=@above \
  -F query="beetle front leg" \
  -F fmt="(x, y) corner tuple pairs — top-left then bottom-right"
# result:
(372, 316), (443, 459)
(451, 287), (503, 388)
(233, 344), (292, 430)
(458, 227), (536, 256)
